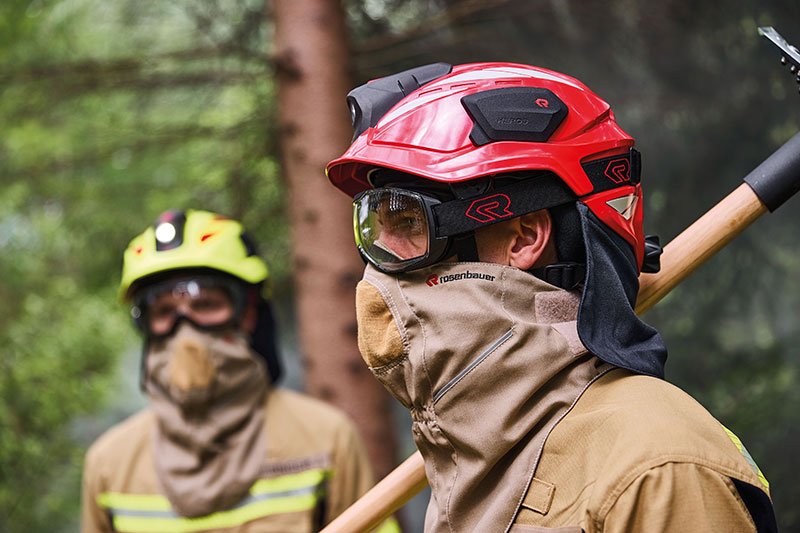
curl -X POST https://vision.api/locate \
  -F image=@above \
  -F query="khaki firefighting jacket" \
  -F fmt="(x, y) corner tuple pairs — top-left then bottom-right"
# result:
(82, 388), (389, 533)
(512, 368), (774, 532)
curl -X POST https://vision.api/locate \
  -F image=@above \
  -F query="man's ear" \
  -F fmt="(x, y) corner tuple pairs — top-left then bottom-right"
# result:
(508, 210), (556, 270)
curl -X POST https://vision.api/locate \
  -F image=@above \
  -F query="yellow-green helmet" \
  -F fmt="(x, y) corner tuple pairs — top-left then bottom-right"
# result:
(119, 209), (268, 301)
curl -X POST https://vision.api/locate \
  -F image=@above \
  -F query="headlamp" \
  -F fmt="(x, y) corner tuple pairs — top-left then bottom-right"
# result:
(154, 222), (177, 243)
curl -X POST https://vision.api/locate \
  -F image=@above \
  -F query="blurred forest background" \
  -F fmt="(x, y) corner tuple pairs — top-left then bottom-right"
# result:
(2, 0), (800, 531)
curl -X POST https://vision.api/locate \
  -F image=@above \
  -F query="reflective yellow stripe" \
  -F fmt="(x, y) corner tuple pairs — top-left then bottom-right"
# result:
(250, 468), (328, 495)
(374, 516), (402, 533)
(98, 468), (330, 533)
(97, 492), (172, 512)
(723, 426), (769, 489)
(111, 493), (317, 533)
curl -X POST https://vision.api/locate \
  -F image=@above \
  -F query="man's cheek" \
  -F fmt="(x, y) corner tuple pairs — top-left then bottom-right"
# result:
(355, 280), (405, 367)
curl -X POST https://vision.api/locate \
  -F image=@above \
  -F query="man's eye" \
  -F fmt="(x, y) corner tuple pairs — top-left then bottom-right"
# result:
(391, 215), (422, 230)
(150, 304), (175, 318)
(193, 297), (228, 312)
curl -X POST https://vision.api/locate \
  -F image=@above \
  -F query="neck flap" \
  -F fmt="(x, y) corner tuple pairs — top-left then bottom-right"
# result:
(357, 262), (613, 532)
(145, 325), (268, 517)
(575, 202), (667, 378)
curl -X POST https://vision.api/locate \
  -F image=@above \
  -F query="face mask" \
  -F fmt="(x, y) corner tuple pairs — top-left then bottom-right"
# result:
(356, 262), (612, 533)
(144, 322), (268, 517)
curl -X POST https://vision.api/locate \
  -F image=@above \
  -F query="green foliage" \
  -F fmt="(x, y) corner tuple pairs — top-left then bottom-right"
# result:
(0, 1), (287, 530)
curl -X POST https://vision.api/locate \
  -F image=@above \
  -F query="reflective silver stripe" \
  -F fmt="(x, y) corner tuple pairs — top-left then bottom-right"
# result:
(106, 485), (320, 518)
(433, 328), (514, 404)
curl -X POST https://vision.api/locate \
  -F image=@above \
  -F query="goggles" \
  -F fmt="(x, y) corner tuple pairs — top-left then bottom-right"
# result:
(354, 188), (448, 272)
(131, 275), (247, 338)
(353, 174), (578, 273)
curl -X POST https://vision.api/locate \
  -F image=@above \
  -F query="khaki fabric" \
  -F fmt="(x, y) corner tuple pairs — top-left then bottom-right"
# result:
(82, 388), (375, 533)
(358, 262), (613, 533)
(514, 369), (771, 532)
(145, 325), (269, 517)
(356, 282), (406, 368)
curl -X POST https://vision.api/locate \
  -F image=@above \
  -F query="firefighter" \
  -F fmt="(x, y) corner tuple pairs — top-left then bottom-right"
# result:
(81, 209), (398, 533)
(327, 62), (777, 532)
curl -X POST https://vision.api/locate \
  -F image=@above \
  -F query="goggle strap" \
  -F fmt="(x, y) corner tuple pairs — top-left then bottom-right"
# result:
(432, 174), (576, 237)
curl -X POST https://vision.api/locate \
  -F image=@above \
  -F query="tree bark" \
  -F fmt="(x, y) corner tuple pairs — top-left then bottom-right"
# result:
(272, 0), (398, 480)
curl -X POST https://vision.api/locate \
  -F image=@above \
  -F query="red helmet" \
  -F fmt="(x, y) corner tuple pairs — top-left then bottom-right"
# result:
(329, 62), (667, 378)
(327, 62), (649, 270)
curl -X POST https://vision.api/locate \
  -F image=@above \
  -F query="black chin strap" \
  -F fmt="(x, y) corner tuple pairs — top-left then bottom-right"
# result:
(139, 338), (150, 392)
(453, 233), (480, 262)
(530, 262), (586, 290)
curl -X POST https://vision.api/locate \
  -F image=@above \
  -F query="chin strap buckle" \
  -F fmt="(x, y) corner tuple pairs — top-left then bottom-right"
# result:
(642, 235), (662, 273)
(533, 262), (586, 290)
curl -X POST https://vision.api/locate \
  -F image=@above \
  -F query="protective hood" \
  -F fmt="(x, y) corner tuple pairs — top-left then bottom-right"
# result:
(145, 323), (268, 517)
(356, 262), (614, 532)
(575, 202), (667, 378)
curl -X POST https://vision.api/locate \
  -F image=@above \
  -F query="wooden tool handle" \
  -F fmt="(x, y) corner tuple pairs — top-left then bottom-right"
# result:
(323, 450), (426, 533)
(636, 183), (767, 314)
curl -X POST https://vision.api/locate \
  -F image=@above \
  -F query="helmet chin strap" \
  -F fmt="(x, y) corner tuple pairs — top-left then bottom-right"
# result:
(530, 202), (587, 290)
(453, 233), (480, 262)
(529, 262), (586, 290)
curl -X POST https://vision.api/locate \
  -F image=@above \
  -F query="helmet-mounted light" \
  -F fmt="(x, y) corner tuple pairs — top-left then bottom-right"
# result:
(155, 222), (177, 244)
(346, 62), (453, 141)
(153, 209), (186, 251)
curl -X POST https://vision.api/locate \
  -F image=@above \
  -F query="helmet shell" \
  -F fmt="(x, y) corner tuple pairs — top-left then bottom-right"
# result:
(119, 209), (268, 301)
(327, 62), (645, 267)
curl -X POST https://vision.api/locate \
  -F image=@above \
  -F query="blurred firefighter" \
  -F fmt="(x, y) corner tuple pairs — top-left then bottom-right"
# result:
(82, 209), (399, 533)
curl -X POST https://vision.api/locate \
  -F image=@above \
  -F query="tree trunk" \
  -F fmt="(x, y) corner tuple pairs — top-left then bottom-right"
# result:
(272, 0), (398, 481)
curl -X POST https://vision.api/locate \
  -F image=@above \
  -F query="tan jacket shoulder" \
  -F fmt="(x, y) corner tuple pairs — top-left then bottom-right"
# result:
(264, 388), (364, 458)
(515, 369), (772, 532)
(84, 408), (154, 471)
(263, 388), (376, 522)
(82, 408), (156, 533)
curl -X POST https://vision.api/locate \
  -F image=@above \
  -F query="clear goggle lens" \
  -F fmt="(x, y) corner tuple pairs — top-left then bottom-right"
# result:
(354, 189), (430, 271)
(133, 277), (241, 337)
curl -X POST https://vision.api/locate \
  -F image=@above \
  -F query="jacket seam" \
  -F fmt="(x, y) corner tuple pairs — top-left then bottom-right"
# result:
(505, 364), (614, 533)
(594, 455), (764, 531)
(387, 273), (455, 532)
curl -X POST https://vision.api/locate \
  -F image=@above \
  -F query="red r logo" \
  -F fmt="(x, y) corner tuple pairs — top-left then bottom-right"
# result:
(426, 274), (439, 287)
(465, 194), (514, 223)
(535, 98), (549, 108)
(604, 158), (630, 184)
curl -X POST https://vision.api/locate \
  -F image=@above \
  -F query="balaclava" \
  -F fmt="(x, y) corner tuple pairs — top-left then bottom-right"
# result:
(144, 322), (268, 517)
(356, 262), (615, 532)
